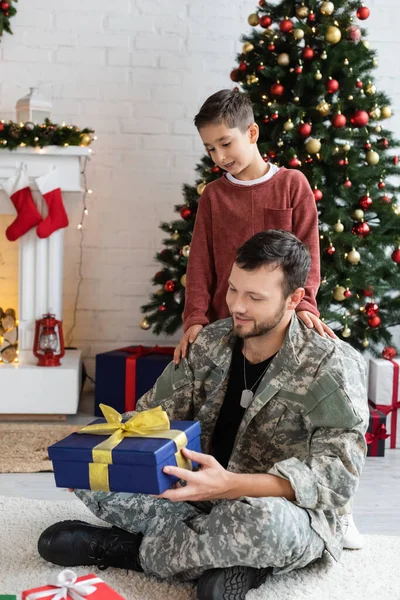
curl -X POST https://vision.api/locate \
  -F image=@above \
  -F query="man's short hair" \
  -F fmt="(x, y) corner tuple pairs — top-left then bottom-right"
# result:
(194, 89), (255, 132)
(235, 230), (311, 297)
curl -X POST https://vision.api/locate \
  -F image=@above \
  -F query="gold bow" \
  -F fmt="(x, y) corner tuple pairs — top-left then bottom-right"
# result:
(78, 404), (192, 491)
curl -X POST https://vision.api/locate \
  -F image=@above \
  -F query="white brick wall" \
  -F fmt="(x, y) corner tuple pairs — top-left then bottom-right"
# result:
(0, 0), (399, 378)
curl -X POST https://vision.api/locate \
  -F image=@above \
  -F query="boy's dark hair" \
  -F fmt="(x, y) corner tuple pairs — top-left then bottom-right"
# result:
(235, 230), (311, 297)
(194, 89), (254, 132)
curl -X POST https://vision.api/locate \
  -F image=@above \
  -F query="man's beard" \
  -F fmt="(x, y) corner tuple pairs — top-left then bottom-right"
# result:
(233, 302), (286, 340)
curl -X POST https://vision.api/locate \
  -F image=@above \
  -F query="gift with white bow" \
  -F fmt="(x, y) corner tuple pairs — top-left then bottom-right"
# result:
(22, 569), (125, 600)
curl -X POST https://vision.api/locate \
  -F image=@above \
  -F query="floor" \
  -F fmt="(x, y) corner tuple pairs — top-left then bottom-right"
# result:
(0, 391), (399, 537)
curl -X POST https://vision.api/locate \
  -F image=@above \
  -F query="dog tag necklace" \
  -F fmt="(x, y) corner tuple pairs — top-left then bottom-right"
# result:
(240, 344), (271, 409)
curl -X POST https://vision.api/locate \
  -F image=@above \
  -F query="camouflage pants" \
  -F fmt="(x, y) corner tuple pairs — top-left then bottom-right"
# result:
(75, 490), (325, 581)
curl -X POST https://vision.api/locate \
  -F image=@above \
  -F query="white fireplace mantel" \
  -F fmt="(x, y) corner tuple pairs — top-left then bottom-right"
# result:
(0, 146), (91, 416)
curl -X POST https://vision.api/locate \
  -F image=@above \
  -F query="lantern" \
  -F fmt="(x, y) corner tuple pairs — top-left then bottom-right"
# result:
(16, 88), (52, 124)
(33, 313), (65, 367)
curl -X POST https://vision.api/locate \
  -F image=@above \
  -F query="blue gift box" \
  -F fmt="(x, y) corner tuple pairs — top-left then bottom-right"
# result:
(48, 418), (202, 495)
(95, 346), (175, 416)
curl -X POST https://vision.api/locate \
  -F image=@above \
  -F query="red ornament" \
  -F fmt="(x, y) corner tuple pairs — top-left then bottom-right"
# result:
(158, 305), (167, 312)
(357, 221), (371, 237)
(211, 165), (220, 173)
(393, 155), (399, 166)
(268, 150), (277, 159)
(307, 12), (316, 22)
(257, 63), (265, 73)
(348, 25), (361, 42)
(313, 188), (323, 202)
(356, 5), (370, 20)
(230, 69), (241, 82)
(0, 122), (4, 132)
(305, 156), (313, 164)
(326, 245), (336, 255)
(294, 65), (303, 74)
(381, 194), (391, 204)
(331, 113), (347, 128)
(180, 206), (192, 220)
(338, 159), (346, 166)
(350, 110), (369, 127)
(260, 15), (272, 28)
(302, 46), (315, 61)
(364, 141), (372, 150)
(368, 315), (381, 328)
(298, 122), (312, 137)
(271, 82), (285, 97)
(263, 116), (270, 124)
(280, 18), (293, 33)
(263, 155), (269, 163)
(164, 280), (176, 293)
(392, 248), (400, 264)
(326, 78), (339, 94)
(382, 347), (397, 360)
(268, 43), (275, 51)
(1, 1), (9, 9)
(258, 0), (266, 6)
(238, 62), (247, 72)
(378, 180), (386, 189)
(344, 179), (352, 188)
(378, 138), (389, 149)
(363, 287), (374, 297)
(288, 156), (301, 168)
(359, 195), (372, 209)
(271, 112), (279, 121)
(344, 289), (352, 298)
(356, 79), (363, 89)
(365, 302), (379, 316)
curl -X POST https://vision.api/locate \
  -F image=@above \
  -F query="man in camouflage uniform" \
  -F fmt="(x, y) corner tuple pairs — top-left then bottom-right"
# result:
(38, 230), (369, 600)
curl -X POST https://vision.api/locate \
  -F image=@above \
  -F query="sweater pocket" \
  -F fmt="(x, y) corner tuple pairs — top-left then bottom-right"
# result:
(264, 207), (293, 232)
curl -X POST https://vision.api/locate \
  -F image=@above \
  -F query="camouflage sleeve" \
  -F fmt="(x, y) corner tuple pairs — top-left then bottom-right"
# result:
(268, 360), (369, 511)
(122, 356), (195, 422)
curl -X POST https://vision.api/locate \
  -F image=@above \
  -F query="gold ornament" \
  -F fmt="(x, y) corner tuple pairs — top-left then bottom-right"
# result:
(366, 150), (380, 165)
(370, 106), (381, 119)
(325, 25), (341, 44)
(283, 119), (294, 131)
(171, 231), (180, 241)
(155, 288), (164, 296)
(277, 53), (290, 66)
(320, 1), (335, 15)
(372, 59), (378, 67)
(197, 182), (206, 195)
(317, 101), (331, 116)
(342, 325), (351, 338)
(334, 220), (344, 233)
(362, 40), (370, 49)
(333, 286), (347, 301)
(180, 274), (186, 288)
(375, 125), (382, 133)
(296, 5), (309, 18)
(348, 95), (354, 101)
(80, 133), (92, 146)
(305, 138), (322, 154)
(343, 143), (351, 152)
(182, 245), (190, 258)
(247, 74), (259, 85)
(321, 51), (328, 60)
(248, 13), (259, 26)
(347, 249), (361, 264)
(140, 317), (151, 330)
(352, 209), (364, 221)
(293, 28), (305, 40)
(381, 106), (392, 119)
(242, 42), (254, 53)
(314, 70), (323, 80)
(293, 96), (300, 103)
(362, 338), (369, 348)
(365, 82), (376, 95)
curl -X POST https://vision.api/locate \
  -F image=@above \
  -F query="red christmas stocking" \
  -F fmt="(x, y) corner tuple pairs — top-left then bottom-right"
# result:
(36, 169), (69, 239)
(3, 168), (42, 241)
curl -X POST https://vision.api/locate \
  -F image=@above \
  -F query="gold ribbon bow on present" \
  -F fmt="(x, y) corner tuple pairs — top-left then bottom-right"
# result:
(78, 404), (192, 491)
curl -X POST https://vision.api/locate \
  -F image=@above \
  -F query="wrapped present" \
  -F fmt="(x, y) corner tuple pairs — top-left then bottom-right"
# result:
(22, 569), (125, 600)
(366, 404), (390, 457)
(95, 345), (175, 416)
(48, 404), (201, 495)
(368, 356), (400, 449)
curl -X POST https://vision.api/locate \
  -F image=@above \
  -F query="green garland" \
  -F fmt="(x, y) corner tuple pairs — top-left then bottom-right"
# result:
(0, 119), (95, 150)
(0, 0), (17, 37)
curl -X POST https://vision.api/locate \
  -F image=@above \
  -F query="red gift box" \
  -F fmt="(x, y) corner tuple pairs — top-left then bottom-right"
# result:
(22, 569), (125, 600)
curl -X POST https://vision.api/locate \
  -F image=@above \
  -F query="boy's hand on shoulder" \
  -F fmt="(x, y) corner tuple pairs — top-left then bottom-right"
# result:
(174, 324), (204, 365)
(297, 310), (337, 339)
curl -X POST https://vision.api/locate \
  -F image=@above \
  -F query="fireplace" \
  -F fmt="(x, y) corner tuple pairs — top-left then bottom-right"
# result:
(0, 146), (90, 416)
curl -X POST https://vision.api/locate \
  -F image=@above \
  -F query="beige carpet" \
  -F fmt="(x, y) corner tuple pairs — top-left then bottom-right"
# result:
(0, 495), (399, 600)
(0, 424), (79, 473)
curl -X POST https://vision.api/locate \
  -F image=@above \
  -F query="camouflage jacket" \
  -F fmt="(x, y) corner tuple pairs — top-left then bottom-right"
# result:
(135, 314), (369, 561)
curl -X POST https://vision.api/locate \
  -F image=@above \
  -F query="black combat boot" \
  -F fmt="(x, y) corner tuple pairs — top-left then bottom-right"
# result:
(38, 520), (143, 572)
(196, 565), (271, 600)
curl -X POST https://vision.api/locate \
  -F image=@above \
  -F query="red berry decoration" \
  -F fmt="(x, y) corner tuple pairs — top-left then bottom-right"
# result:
(365, 302), (379, 316)
(326, 78), (339, 94)
(392, 248), (400, 264)
(382, 347), (397, 360)
(344, 289), (352, 298)
(350, 110), (369, 127)
(158, 305), (167, 312)
(180, 206), (192, 220)
(368, 315), (381, 328)
(313, 188), (323, 202)
(344, 179), (352, 188)
(288, 156), (301, 168)
(238, 62), (247, 72)
(381, 194), (391, 204)
(280, 18), (293, 33)
(356, 5), (370, 20)
(164, 280), (176, 293)
(298, 122), (312, 137)
(271, 82), (285, 97)
(393, 155), (399, 166)
(359, 195), (372, 209)
(326, 245), (336, 255)
(378, 180), (386, 189)
(302, 46), (315, 61)
(332, 113), (347, 128)
(260, 15), (272, 28)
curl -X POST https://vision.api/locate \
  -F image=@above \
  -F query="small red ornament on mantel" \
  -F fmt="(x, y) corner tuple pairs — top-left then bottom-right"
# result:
(368, 315), (381, 328)
(382, 347), (397, 360)
(33, 314), (65, 367)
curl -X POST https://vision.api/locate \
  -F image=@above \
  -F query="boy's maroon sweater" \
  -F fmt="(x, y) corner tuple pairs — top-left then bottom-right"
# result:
(183, 167), (321, 331)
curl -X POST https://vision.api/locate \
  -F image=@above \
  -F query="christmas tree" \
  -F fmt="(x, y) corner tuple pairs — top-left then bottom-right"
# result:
(141, 0), (400, 356)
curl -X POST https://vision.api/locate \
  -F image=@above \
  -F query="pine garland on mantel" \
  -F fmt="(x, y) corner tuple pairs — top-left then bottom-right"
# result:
(0, 119), (95, 150)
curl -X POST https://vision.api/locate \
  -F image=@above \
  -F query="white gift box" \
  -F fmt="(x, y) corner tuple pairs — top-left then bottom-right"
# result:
(368, 357), (400, 448)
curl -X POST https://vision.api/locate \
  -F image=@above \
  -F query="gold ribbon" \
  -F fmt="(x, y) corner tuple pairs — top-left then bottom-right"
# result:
(78, 404), (192, 491)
